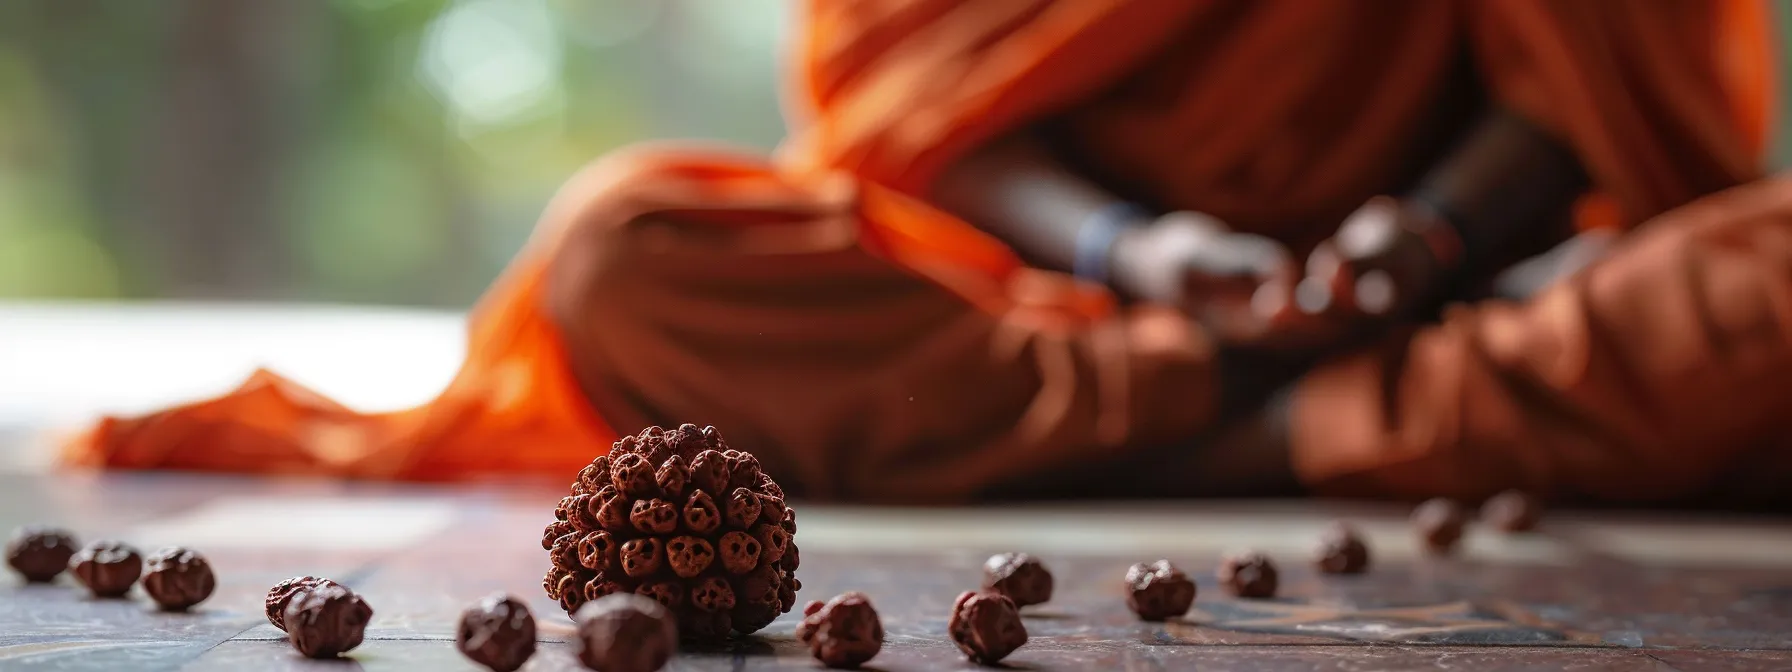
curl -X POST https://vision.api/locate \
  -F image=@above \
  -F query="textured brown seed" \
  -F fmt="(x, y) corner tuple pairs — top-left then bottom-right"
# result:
(779, 576), (801, 615)
(761, 479), (785, 500)
(725, 487), (762, 529)
(797, 592), (884, 669)
(1413, 498), (1468, 554)
(567, 493), (599, 529)
(576, 593), (677, 672)
(595, 493), (632, 531)
(456, 593), (536, 672)
(638, 426), (674, 465)
(690, 576), (736, 613)
(736, 564), (781, 606)
(583, 576), (628, 603)
(69, 540), (142, 599)
(5, 526), (78, 583)
(948, 591), (1028, 665)
(752, 524), (789, 565)
(672, 423), (709, 451)
(551, 533), (582, 571)
(656, 454), (689, 496)
(727, 452), (764, 490)
(780, 543), (801, 572)
(1124, 560), (1195, 621)
(267, 576), (343, 631)
(545, 426), (800, 642)
(541, 521), (574, 551)
(543, 568), (567, 600)
(759, 495), (788, 528)
(682, 491), (721, 535)
(612, 453), (658, 498)
(619, 538), (664, 578)
(981, 552), (1053, 607)
(1481, 490), (1543, 532)
(718, 531), (761, 575)
(636, 581), (685, 610)
(578, 531), (619, 572)
(576, 455), (610, 493)
(571, 473), (594, 496)
(142, 547), (216, 611)
(665, 536), (716, 578)
(284, 583), (373, 659)
(1313, 523), (1371, 574)
(688, 450), (731, 495)
(1217, 550), (1279, 598)
(699, 424), (725, 445)
(558, 571), (590, 614)
(631, 499), (678, 535)
(613, 433), (639, 453)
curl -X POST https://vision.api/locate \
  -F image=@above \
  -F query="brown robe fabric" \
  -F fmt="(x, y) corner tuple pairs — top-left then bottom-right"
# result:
(1294, 177), (1792, 504)
(68, 0), (1785, 504)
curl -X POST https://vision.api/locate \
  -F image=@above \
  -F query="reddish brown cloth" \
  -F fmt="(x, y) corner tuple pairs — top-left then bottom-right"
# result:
(1294, 177), (1792, 503)
(67, 0), (1782, 504)
(544, 147), (1221, 501)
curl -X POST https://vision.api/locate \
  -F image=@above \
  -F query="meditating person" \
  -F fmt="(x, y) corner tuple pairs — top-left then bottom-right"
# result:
(71, 0), (1790, 506)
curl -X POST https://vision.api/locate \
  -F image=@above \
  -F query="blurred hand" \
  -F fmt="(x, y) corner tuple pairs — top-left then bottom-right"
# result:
(1162, 196), (1464, 352)
(1197, 196), (1460, 352)
(1110, 212), (1299, 343)
(1298, 196), (1456, 320)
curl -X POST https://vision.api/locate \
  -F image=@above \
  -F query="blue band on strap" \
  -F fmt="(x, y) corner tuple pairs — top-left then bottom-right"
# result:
(1073, 203), (1147, 283)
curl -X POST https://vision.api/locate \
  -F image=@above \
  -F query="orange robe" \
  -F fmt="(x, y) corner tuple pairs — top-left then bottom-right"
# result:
(67, 0), (1785, 503)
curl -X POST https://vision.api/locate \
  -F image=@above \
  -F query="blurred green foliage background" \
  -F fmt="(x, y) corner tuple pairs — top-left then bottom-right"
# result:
(0, 0), (1786, 306)
(0, 0), (785, 305)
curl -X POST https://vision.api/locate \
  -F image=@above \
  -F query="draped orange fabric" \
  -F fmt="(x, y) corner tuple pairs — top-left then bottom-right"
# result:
(67, 1), (1782, 503)
(64, 166), (620, 479)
